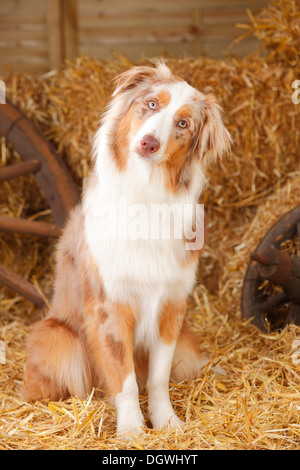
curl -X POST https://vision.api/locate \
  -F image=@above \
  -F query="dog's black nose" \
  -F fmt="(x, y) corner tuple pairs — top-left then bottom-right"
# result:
(140, 135), (160, 155)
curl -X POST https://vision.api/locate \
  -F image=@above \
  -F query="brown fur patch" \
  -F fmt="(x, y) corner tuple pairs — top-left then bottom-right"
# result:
(112, 112), (131, 171)
(175, 104), (192, 121)
(159, 300), (186, 344)
(113, 66), (159, 95)
(113, 64), (181, 96)
(45, 318), (77, 337)
(161, 104), (198, 193)
(84, 301), (136, 397)
(24, 317), (94, 401)
(63, 249), (75, 266)
(164, 137), (191, 192)
(106, 334), (125, 364)
(112, 104), (145, 171)
(157, 90), (171, 108)
(98, 309), (108, 324)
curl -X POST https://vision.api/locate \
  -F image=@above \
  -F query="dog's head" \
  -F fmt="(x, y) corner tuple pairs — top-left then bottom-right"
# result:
(105, 62), (231, 191)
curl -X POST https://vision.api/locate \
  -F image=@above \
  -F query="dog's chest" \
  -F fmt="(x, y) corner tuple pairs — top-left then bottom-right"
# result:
(86, 216), (195, 300)
(83, 164), (201, 346)
(87, 230), (196, 346)
(84, 181), (197, 307)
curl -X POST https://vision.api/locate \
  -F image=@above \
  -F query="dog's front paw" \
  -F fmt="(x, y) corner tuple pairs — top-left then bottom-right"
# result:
(116, 424), (144, 441)
(116, 410), (145, 441)
(150, 409), (184, 431)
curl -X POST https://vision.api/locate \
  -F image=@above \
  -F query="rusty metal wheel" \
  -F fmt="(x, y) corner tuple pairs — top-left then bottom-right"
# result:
(241, 205), (300, 332)
(0, 98), (80, 307)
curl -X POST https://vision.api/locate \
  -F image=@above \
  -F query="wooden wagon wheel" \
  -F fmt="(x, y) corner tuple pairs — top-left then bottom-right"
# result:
(241, 205), (300, 332)
(0, 99), (80, 307)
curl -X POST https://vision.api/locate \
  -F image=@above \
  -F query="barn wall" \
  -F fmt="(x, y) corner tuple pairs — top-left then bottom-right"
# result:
(0, 0), (269, 76)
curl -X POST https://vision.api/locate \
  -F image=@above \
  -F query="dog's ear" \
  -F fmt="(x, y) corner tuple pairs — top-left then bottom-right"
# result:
(113, 66), (158, 96)
(197, 94), (232, 163)
(113, 62), (173, 96)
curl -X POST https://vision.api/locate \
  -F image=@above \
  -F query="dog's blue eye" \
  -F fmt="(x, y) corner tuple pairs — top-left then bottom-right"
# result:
(148, 101), (157, 109)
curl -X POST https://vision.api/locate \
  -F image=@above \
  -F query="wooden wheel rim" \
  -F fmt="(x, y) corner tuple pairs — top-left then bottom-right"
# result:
(0, 99), (80, 306)
(241, 205), (300, 332)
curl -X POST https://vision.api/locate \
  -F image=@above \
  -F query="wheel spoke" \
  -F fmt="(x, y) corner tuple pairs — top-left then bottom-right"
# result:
(284, 303), (300, 326)
(0, 264), (46, 307)
(0, 159), (41, 182)
(255, 291), (288, 314)
(0, 215), (62, 238)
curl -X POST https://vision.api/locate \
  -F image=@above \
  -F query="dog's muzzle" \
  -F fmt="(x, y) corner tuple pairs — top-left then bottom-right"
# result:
(137, 134), (160, 158)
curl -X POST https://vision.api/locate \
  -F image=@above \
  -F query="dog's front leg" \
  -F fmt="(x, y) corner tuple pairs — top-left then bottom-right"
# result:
(147, 300), (186, 430)
(114, 369), (144, 439)
(85, 301), (144, 438)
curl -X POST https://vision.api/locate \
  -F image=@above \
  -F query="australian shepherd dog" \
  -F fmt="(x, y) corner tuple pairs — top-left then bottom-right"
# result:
(23, 62), (231, 438)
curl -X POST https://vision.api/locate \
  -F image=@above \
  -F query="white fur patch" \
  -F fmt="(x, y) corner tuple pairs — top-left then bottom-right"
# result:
(147, 340), (183, 429)
(114, 371), (144, 438)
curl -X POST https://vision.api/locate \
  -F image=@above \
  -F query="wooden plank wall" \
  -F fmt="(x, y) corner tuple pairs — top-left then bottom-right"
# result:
(77, 0), (269, 60)
(0, 0), (269, 76)
(0, 0), (49, 74)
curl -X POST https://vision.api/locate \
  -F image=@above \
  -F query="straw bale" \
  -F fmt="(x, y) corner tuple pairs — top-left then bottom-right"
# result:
(236, 0), (300, 65)
(1, 0), (300, 450)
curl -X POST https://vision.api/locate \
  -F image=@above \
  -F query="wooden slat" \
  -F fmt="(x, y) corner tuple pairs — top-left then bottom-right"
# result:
(0, 47), (47, 59)
(77, 0), (267, 12)
(80, 26), (197, 42)
(0, 16), (46, 31)
(0, 30), (46, 42)
(80, 42), (199, 60)
(61, 0), (78, 60)
(0, 62), (48, 75)
(0, 159), (41, 182)
(79, 12), (192, 29)
(0, 1), (46, 15)
(0, 264), (46, 307)
(46, 0), (63, 69)
(78, 0), (201, 12)
(192, 7), (202, 57)
(0, 216), (62, 238)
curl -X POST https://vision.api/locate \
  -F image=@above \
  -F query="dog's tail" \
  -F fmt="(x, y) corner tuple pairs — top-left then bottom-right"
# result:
(23, 317), (93, 401)
(171, 320), (210, 382)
